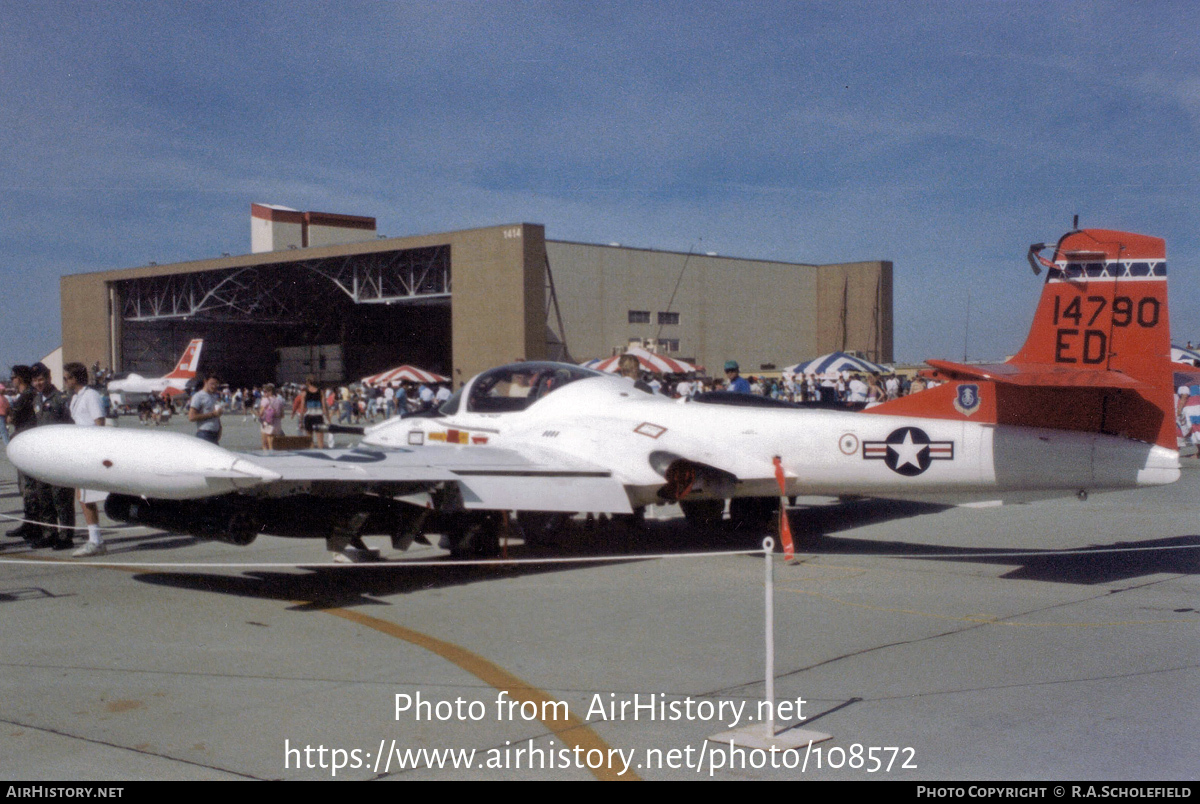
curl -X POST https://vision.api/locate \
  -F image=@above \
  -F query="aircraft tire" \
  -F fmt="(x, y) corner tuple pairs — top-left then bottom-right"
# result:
(223, 510), (260, 546)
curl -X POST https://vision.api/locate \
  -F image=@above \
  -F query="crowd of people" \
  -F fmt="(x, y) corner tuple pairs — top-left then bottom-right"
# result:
(107, 375), (456, 445)
(5, 362), (108, 556)
(1, 362), (462, 557)
(620, 354), (935, 405)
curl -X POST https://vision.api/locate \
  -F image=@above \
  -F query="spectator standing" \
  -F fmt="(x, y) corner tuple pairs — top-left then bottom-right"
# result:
(7, 366), (40, 543)
(31, 363), (75, 549)
(297, 377), (328, 447)
(188, 373), (224, 444)
(257, 383), (286, 450)
(63, 363), (107, 557)
(724, 361), (751, 394)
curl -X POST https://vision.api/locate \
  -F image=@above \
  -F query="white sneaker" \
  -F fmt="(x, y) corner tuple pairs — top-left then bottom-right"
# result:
(73, 542), (107, 558)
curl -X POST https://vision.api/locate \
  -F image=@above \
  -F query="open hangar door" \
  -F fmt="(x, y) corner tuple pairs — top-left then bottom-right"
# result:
(112, 244), (453, 389)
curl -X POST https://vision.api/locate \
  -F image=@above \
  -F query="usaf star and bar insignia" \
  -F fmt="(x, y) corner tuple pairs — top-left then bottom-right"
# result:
(863, 426), (954, 476)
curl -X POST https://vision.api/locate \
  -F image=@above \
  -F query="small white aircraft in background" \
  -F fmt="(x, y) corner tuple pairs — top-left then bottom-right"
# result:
(106, 339), (203, 396)
(8, 229), (1179, 559)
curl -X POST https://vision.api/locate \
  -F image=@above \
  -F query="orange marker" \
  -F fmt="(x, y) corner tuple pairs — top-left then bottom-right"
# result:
(772, 456), (794, 561)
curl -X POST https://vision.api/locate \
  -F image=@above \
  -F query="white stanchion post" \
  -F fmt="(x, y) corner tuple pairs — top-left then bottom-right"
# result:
(709, 536), (832, 750)
(763, 536), (776, 738)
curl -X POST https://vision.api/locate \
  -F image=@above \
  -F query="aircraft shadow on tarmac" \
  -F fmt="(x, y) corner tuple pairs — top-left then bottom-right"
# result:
(785, 498), (1200, 586)
(132, 518), (705, 610)
(96, 496), (1198, 603)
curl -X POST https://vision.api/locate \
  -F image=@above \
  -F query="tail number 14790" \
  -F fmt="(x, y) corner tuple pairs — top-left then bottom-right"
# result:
(1053, 294), (1160, 364)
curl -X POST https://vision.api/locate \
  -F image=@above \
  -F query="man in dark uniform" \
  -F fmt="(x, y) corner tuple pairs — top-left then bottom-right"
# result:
(30, 363), (75, 549)
(7, 365), (42, 543)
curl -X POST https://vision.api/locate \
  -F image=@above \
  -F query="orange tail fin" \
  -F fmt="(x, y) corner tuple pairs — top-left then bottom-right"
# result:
(902, 229), (1174, 450)
(165, 339), (204, 379)
(1005, 229), (1173, 448)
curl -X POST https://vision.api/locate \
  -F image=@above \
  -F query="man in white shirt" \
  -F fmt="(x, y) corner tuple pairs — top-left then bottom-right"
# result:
(383, 384), (396, 417)
(418, 383), (436, 410)
(64, 362), (108, 557)
(847, 374), (869, 403)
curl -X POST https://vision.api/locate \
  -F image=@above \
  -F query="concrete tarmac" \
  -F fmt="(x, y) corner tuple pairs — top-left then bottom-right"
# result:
(0, 413), (1196, 780)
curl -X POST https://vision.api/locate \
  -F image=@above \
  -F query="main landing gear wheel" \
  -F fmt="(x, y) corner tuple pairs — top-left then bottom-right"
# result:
(224, 511), (261, 547)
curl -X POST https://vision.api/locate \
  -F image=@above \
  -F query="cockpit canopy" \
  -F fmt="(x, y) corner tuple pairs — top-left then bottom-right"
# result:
(442, 362), (606, 415)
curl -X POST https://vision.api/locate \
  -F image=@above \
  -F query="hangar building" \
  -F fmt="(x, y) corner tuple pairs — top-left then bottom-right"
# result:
(60, 206), (892, 388)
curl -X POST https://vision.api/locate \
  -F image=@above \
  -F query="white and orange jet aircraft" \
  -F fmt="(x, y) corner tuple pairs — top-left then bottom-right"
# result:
(8, 229), (1179, 558)
(106, 339), (204, 397)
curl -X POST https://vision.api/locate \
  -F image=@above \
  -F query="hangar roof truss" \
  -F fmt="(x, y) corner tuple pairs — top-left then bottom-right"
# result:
(117, 245), (451, 323)
(298, 245), (450, 304)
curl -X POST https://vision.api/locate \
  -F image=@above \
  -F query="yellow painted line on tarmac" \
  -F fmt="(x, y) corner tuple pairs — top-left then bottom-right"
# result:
(5, 552), (638, 779)
(322, 606), (639, 781)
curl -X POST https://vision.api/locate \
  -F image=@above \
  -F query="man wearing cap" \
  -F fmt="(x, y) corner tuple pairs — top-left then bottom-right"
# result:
(31, 362), (76, 549)
(724, 360), (751, 394)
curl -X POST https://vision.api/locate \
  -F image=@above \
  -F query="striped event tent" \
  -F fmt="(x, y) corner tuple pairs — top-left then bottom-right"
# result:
(361, 365), (449, 386)
(584, 346), (698, 375)
(783, 351), (887, 377)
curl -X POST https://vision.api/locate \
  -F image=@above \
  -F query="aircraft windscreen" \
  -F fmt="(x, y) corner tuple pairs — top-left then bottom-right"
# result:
(466, 363), (603, 413)
(437, 387), (463, 415)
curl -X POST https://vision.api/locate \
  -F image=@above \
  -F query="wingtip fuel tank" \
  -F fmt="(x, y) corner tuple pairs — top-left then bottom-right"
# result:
(7, 426), (281, 500)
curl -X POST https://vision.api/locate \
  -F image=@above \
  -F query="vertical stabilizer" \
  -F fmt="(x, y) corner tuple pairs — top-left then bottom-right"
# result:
(166, 339), (204, 379)
(915, 229), (1175, 450)
(1010, 229), (1173, 448)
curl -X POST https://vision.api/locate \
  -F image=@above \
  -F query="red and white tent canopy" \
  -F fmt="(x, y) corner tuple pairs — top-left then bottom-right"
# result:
(361, 365), (449, 386)
(583, 346), (698, 375)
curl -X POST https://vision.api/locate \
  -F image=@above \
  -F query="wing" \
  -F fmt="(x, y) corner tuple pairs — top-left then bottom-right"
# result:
(6, 427), (632, 513)
(248, 444), (634, 513)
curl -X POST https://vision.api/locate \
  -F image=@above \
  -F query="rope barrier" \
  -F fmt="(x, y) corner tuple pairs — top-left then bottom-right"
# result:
(0, 539), (1194, 569)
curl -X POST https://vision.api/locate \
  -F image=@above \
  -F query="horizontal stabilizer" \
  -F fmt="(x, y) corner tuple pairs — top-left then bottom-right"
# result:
(926, 359), (1148, 390)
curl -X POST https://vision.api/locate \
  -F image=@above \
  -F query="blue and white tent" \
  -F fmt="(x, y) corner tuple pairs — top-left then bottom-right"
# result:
(784, 351), (887, 377)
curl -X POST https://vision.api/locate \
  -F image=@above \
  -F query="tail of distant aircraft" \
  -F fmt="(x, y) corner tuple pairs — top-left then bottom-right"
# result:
(165, 339), (204, 380)
(874, 229), (1176, 450)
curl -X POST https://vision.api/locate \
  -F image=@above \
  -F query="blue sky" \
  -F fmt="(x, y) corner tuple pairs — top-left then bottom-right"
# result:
(2, 0), (1197, 370)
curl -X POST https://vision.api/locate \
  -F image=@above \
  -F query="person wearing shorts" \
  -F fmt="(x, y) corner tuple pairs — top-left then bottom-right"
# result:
(257, 383), (286, 450)
(298, 377), (328, 447)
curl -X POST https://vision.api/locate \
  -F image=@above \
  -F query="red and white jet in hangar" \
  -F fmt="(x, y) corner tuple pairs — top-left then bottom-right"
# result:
(8, 229), (1180, 558)
(106, 339), (204, 397)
